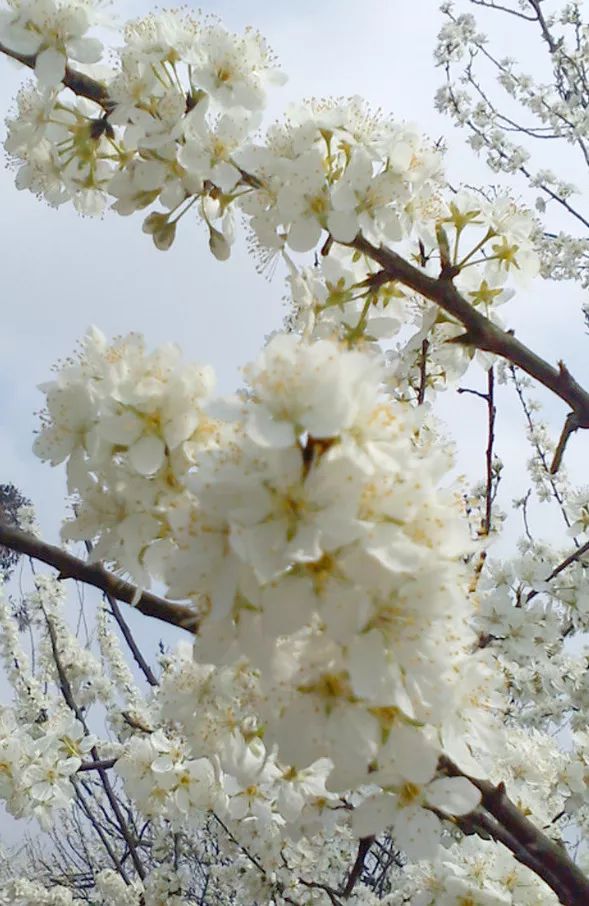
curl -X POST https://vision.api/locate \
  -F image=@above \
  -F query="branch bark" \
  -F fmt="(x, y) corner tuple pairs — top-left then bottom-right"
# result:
(440, 756), (589, 906)
(0, 41), (114, 112)
(353, 234), (589, 435)
(0, 523), (199, 632)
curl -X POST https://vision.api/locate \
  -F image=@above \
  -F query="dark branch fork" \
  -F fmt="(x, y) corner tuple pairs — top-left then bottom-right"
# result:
(440, 757), (589, 906)
(352, 234), (589, 471)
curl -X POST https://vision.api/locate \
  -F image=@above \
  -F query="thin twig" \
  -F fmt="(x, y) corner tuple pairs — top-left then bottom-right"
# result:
(508, 365), (577, 535)
(526, 538), (589, 603)
(470, 0), (538, 21)
(81, 535), (159, 687)
(484, 367), (496, 536)
(44, 611), (146, 879)
(71, 779), (129, 882)
(352, 234), (589, 430)
(417, 338), (429, 405)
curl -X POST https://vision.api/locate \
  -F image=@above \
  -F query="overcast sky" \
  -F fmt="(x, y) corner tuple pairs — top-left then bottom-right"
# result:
(1, 0), (588, 842)
(1, 0), (588, 600)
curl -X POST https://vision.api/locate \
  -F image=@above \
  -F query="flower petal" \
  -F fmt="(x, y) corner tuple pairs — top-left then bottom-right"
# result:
(128, 435), (166, 475)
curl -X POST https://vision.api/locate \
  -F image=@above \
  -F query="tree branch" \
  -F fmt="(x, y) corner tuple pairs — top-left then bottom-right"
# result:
(80, 534), (159, 687)
(439, 756), (589, 905)
(550, 411), (579, 474)
(78, 758), (118, 772)
(484, 367), (496, 536)
(526, 537), (589, 604)
(417, 338), (429, 405)
(341, 836), (375, 898)
(352, 234), (589, 442)
(0, 523), (199, 632)
(470, 0), (538, 21)
(44, 611), (146, 880)
(0, 41), (114, 112)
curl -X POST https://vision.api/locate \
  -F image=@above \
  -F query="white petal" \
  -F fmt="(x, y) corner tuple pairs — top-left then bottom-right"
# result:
(391, 726), (438, 785)
(212, 160), (240, 192)
(128, 435), (166, 475)
(327, 209), (359, 243)
(330, 183), (357, 212)
(426, 777), (481, 816)
(99, 412), (143, 445)
(394, 807), (440, 860)
(35, 48), (66, 87)
(246, 407), (295, 448)
(352, 793), (396, 837)
(287, 216), (322, 253)
(1, 22), (41, 54)
(68, 36), (103, 63)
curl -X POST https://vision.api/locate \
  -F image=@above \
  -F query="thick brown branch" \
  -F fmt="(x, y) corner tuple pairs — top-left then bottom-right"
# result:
(353, 235), (589, 436)
(0, 523), (199, 632)
(440, 756), (589, 905)
(0, 41), (114, 112)
(341, 836), (374, 898)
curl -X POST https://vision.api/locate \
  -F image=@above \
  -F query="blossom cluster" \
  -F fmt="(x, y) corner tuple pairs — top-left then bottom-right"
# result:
(31, 325), (497, 860)
(33, 327), (216, 585)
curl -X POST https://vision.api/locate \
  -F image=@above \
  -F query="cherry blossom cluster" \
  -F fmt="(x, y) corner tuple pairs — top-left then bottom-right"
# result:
(0, 573), (110, 828)
(0, 0), (105, 84)
(32, 325), (499, 856)
(2, 1), (540, 287)
(390, 836), (561, 906)
(0, 704), (91, 829)
(33, 327), (216, 585)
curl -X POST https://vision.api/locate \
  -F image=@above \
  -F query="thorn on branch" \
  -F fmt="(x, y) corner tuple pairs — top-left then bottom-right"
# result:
(446, 331), (479, 346)
(550, 411), (579, 474)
